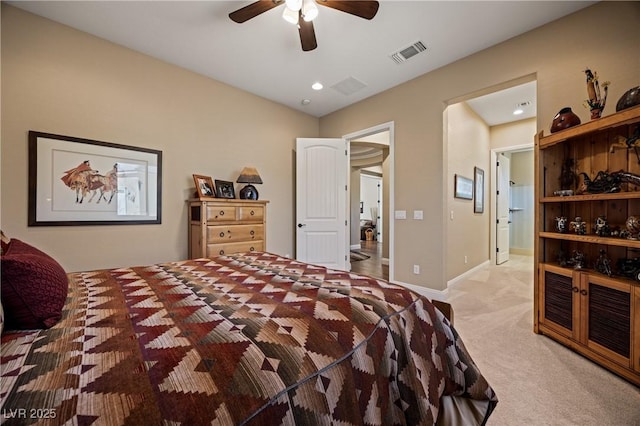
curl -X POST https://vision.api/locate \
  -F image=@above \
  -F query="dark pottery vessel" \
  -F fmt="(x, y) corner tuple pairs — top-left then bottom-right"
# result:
(616, 86), (640, 112)
(550, 107), (581, 133)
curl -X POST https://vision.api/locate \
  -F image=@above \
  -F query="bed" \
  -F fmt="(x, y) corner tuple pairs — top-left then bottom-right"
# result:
(1, 241), (497, 425)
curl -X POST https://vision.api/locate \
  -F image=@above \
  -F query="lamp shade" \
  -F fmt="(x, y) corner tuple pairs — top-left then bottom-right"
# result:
(237, 167), (263, 184)
(237, 167), (263, 200)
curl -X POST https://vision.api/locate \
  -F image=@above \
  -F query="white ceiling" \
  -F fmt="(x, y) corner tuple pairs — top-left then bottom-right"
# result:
(9, 1), (594, 122)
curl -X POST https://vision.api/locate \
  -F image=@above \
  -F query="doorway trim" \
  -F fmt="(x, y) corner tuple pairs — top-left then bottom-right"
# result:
(343, 121), (395, 281)
(490, 143), (533, 265)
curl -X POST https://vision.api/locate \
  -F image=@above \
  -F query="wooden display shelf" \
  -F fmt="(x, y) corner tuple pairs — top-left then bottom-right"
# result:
(538, 105), (640, 148)
(539, 231), (640, 249)
(540, 191), (640, 203)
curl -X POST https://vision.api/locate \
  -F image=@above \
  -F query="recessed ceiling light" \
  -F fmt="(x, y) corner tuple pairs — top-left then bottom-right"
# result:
(312, 82), (323, 90)
(301, 99), (311, 105)
(513, 101), (530, 115)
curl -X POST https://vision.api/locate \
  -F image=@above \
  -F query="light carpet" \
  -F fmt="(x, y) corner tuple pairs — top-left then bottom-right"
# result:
(447, 255), (640, 425)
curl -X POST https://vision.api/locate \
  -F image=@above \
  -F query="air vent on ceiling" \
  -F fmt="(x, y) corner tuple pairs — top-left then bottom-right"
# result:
(390, 41), (428, 64)
(331, 77), (368, 96)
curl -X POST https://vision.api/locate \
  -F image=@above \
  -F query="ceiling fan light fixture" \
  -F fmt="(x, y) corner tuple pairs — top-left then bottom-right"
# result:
(282, 6), (299, 24)
(285, 0), (302, 12)
(302, 0), (319, 22)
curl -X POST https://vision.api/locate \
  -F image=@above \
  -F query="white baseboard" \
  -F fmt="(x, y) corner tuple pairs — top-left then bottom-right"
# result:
(447, 260), (490, 288)
(381, 257), (389, 266)
(350, 243), (361, 250)
(391, 280), (448, 302)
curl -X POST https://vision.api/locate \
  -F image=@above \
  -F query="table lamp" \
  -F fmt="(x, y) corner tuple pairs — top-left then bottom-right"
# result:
(237, 167), (263, 200)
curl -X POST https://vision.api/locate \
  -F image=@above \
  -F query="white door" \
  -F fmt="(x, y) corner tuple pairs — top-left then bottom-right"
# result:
(296, 138), (348, 270)
(497, 154), (511, 264)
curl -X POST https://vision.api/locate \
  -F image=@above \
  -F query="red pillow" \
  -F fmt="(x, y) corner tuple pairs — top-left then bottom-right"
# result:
(1, 239), (68, 329)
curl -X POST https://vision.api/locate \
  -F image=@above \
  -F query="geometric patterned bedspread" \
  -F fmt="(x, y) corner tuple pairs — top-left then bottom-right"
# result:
(1, 252), (497, 425)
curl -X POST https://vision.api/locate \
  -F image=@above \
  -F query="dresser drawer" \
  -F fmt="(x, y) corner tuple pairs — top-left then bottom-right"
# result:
(207, 224), (264, 244)
(207, 241), (264, 257)
(206, 205), (237, 222)
(239, 206), (264, 221)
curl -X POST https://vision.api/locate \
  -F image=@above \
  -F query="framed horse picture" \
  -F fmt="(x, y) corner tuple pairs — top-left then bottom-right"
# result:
(28, 131), (162, 226)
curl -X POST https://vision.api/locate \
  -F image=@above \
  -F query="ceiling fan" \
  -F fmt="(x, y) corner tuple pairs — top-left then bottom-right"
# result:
(229, 0), (379, 52)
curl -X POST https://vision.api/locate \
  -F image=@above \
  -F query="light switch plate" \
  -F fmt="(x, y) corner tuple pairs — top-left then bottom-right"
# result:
(413, 210), (423, 220)
(395, 210), (407, 220)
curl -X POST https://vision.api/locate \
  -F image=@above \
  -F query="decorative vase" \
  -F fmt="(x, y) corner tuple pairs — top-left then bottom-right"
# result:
(550, 107), (581, 133)
(616, 86), (640, 112)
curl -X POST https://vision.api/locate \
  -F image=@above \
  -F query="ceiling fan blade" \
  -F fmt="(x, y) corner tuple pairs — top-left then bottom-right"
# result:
(317, 1), (379, 20)
(298, 17), (317, 51)
(229, 0), (283, 23)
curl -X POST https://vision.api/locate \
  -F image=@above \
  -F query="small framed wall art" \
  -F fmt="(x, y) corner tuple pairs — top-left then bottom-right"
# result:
(454, 174), (473, 200)
(193, 174), (216, 198)
(474, 167), (485, 213)
(215, 179), (236, 199)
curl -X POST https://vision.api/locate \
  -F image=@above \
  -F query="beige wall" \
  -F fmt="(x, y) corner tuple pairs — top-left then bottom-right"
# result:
(446, 103), (491, 280)
(491, 118), (537, 151)
(319, 2), (640, 291)
(3, 3), (639, 291)
(1, 4), (319, 271)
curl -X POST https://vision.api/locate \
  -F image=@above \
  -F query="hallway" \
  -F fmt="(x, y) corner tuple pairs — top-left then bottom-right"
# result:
(350, 240), (388, 280)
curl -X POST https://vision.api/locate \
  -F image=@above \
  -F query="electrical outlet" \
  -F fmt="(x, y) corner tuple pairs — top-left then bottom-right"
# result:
(413, 264), (420, 274)
(464, 255), (468, 264)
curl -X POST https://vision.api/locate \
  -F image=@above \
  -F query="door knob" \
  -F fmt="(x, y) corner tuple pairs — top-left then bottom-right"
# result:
(298, 223), (306, 228)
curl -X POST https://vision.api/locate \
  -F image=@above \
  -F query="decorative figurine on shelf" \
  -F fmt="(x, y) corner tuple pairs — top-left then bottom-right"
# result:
(595, 249), (613, 277)
(555, 216), (568, 233)
(617, 258), (640, 281)
(570, 216), (587, 235)
(559, 158), (578, 190)
(584, 68), (610, 120)
(609, 126), (640, 164)
(626, 215), (640, 240)
(569, 250), (586, 269)
(594, 215), (611, 237)
(577, 171), (622, 194)
(557, 250), (568, 267)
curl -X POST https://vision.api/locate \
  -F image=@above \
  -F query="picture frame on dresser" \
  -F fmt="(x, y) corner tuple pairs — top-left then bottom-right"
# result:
(28, 130), (162, 226)
(193, 174), (215, 198)
(215, 179), (235, 199)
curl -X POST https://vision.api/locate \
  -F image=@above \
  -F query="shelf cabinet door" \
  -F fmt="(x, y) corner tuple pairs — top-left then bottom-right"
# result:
(584, 273), (633, 368)
(539, 264), (579, 340)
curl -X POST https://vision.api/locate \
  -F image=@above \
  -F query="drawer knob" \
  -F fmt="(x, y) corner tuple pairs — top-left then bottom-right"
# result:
(250, 230), (255, 235)
(219, 250), (225, 255)
(250, 246), (255, 251)
(250, 210), (255, 216)
(572, 286), (579, 293)
(219, 211), (225, 216)
(580, 289), (588, 296)
(220, 232), (225, 237)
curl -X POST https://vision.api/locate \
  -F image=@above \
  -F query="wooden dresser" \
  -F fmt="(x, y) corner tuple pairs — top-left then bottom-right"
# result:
(188, 198), (268, 258)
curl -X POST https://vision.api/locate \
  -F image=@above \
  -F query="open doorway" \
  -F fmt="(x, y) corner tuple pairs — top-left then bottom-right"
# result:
(344, 122), (394, 281)
(445, 78), (536, 282)
(491, 146), (535, 265)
